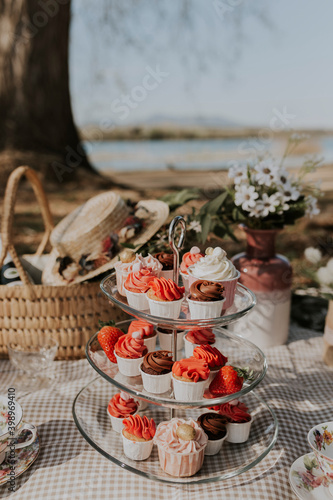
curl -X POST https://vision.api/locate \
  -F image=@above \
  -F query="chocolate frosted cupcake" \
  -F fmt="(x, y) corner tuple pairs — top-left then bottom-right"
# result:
(140, 351), (174, 394)
(197, 412), (228, 455)
(154, 252), (174, 279)
(188, 280), (225, 319)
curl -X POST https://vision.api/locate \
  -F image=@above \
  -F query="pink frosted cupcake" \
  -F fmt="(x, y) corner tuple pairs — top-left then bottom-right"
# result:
(115, 253), (162, 296)
(154, 418), (208, 477)
(172, 357), (209, 401)
(124, 268), (156, 310)
(146, 277), (185, 319)
(114, 331), (148, 376)
(153, 252), (174, 280)
(122, 415), (156, 461)
(107, 391), (138, 433)
(128, 319), (156, 352)
(184, 328), (216, 357)
(193, 344), (228, 385)
(180, 246), (204, 293)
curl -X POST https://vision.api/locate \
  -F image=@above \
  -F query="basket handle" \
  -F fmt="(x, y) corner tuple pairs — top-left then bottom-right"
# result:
(0, 166), (54, 286)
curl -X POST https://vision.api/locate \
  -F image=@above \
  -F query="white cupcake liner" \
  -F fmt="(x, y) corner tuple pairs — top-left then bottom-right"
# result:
(184, 336), (216, 358)
(157, 327), (185, 352)
(160, 269), (174, 280)
(143, 334), (157, 352)
(179, 271), (190, 294)
(226, 417), (252, 443)
(115, 352), (144, 377)
(187, 270), (240, 310)
(125, 289), (149, 310)
(108, 414), (125, 433)
(139, 365), (172, 394)
(137, 399), (149, 411)
(146, 295), (184, 319)
(187, 297), (225, 319)
(156, 445), (206, 477)
(122, 433), (154, 461)
(172, 375), (207, 401)
(204, 431), (228, 456)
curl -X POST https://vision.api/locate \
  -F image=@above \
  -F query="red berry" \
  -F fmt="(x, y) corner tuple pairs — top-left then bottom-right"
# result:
(97, 326), (124, 363)
(209, 366), (244, 396)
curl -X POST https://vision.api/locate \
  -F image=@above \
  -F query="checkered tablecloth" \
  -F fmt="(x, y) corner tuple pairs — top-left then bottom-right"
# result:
(1, 323), (332, 500)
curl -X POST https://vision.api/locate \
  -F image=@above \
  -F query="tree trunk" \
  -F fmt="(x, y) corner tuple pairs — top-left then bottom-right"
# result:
(0, 0), (97, 184)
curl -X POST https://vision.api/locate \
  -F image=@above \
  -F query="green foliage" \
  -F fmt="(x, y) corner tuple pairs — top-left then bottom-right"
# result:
(160, 188), (200, 210)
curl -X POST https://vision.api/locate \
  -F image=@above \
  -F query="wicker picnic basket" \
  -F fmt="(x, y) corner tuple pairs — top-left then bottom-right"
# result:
(0, 166), (128, 360)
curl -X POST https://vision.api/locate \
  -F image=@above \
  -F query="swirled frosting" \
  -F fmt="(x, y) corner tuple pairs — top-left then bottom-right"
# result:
(108, 391), (138, 418)
(218, 401), (251, 423)
(115, 253), (162, 275)
(147, 277), (185, 301)
(193, 345), (228, 368)
(172, 357), (209, 382)
(128, 320), (155, 338)
(189, 280), (224, 302)
(123, 415), (156, 440)
(154, 418), (208, 453)
(141, 350), (174, 375)
(185, 328), (215, 345)
(180, 247), (204, 274)
(197, 413), (227, 440)
(188, 247), (237, 281)
(114, 332), (148, 359)
(124, 268), (156, 293)
(154, 252), (174, 270)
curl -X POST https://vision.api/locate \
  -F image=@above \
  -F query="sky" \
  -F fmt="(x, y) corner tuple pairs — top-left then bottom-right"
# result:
(69, 0), (333, 129)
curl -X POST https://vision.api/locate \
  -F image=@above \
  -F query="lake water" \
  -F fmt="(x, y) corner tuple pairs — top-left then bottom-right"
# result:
(84, 136), (333, 172)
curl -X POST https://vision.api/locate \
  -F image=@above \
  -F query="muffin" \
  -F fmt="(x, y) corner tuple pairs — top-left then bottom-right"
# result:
(187, 280), (225, 319)
(114, 331), (148, 377)
(124, 268), (156, 310)
(156, 326), (186, 353)
(122, 415), (156, 461)
(146, 277), (185, 319)
(184, 328), (216, 357)
(193, 344), (228, 385)
(180, 246), (204, 293)
(107, 391), (138, 433)
(128, 319), (156, 352)
(140, 350), (174, 394)
(115, 253), (162, 296)
(187, 247), (240, 309)
(172, 357), (209, 401)
(154, 252), (174, 280)
(154, 418), (208, 477)
(218, 401), (252, 443)
(197, 412), (228, 455)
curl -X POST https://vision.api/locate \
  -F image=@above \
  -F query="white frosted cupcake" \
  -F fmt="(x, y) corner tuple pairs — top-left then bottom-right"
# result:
(184, 328), (216, 357)
(107, 391), (138, 433)
(146, 277), (185, 319)
(187, 247), (240, 309)
(172, 357), (210, 401)
(122, 415), (156, 461)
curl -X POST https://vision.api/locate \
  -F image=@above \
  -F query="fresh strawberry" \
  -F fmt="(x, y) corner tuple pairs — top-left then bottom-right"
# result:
(97, 322), (124, 363)
(209, 366), (248, 396)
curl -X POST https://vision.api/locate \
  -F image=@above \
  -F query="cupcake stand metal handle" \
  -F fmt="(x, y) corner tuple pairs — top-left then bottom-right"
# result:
(168, 216), (186, 419)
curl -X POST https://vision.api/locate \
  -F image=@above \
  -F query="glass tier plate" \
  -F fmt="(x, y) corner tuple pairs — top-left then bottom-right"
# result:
(86, 320), (267, 409)
(100, 272), (256, 329)
(72, 377), (278, 485)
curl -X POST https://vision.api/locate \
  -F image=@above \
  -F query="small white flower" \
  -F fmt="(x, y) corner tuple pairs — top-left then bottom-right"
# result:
(251, 193), (280, 218)
(188, 220), (202, 233)
(317, 266), (333, 286)
(228, 164), (248, 185)
(274, 168), (290, 186)
(277, 182), (301, 202)
(327, 258), (333, 273)
(234, 184), (259, 212)
(305, 195), (320, 217)
(254, 159), (280, 187)
(304, 247), (322, 264)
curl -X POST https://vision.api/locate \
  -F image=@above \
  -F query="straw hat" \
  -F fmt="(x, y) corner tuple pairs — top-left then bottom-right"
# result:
(42, 192), (169, 285)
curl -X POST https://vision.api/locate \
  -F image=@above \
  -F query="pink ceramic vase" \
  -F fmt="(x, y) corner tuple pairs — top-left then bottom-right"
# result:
(229, 227), (292, 350)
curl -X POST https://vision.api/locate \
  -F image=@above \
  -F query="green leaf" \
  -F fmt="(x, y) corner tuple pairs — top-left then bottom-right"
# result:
(200, 191), (229, 216)
(121, 243), (136, 249)
(200, 213), (212, 243)
(159, 189), (200, 210)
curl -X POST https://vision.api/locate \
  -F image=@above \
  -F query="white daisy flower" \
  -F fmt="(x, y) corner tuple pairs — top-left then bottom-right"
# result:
(251, 193), (280, 218)
(317, 266), (333, 286)
(188, 220), (202, 233)
(304, 247), (322, 264)
(305, 195), (320, 217)
(234, 185), (259, 212)
(228, 164), (248, 185)
(274, 168), (290, 186)
(254, 159), (280, 187)
(277, 182), (301, 202)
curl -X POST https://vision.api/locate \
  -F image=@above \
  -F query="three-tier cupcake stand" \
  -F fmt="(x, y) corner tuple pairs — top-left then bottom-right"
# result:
(72, 216), (278, 485)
